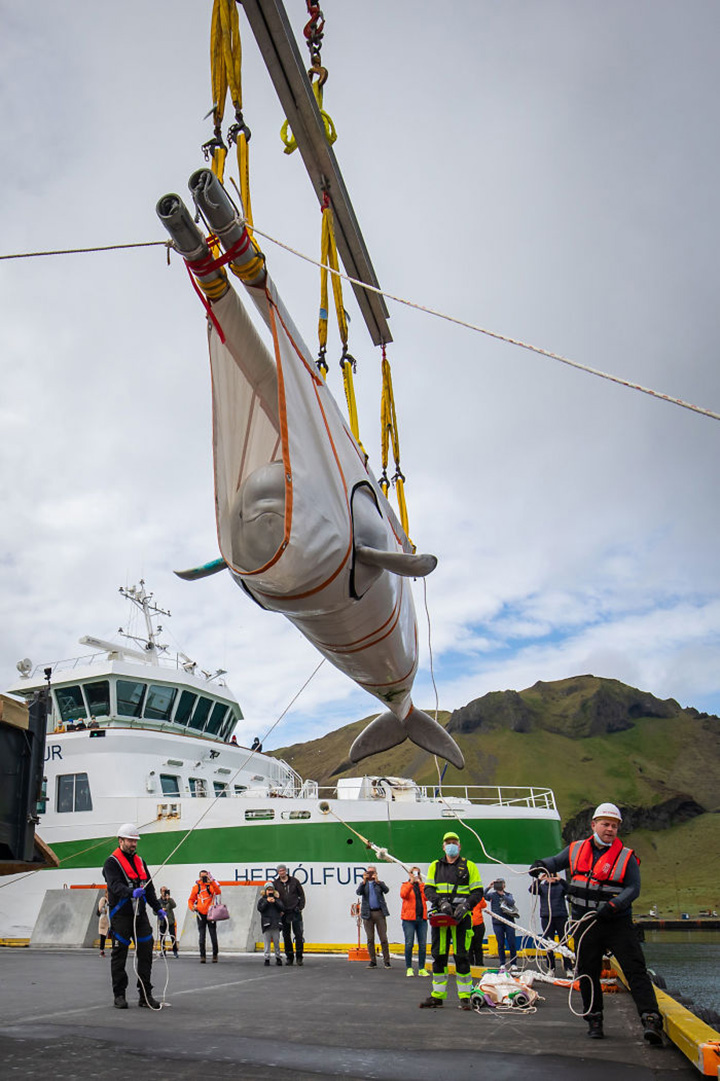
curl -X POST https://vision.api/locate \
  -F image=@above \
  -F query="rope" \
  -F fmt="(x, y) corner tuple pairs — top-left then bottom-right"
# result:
(2, 229), (717, 422)
(379, 344), (411, 539)
(248, 224), (720, 424)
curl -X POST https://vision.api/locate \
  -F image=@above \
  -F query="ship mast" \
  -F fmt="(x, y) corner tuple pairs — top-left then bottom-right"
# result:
(117, 581), (170, 665)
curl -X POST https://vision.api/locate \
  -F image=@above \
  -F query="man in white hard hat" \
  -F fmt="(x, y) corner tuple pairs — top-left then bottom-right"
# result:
(102, 824), (166, 1010)
(530, 803), (663, 1045)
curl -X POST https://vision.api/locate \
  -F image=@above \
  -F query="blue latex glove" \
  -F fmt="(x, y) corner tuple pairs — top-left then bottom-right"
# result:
(132, 887), (146, 899)
(158, 908), (167, 920)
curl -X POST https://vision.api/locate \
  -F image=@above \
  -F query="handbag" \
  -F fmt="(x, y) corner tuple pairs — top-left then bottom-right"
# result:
(207, 894), (230, 922)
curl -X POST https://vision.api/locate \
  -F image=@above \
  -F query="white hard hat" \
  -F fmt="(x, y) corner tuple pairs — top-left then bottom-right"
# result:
(117, 822), (140, 840)
(592, 803), (622, 822)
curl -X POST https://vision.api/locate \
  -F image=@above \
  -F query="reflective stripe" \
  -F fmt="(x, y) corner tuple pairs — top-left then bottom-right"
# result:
(568, 837), (635, 909)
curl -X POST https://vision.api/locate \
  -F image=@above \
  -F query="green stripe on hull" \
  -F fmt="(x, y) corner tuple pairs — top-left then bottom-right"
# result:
(49, 816), (562, 870)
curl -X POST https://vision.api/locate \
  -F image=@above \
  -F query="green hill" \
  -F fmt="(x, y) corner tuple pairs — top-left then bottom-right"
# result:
(273, 675), (720, 915)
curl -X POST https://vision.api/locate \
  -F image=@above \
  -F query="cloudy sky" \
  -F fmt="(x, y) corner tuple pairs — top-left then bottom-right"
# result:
(2, 1), (719, 750)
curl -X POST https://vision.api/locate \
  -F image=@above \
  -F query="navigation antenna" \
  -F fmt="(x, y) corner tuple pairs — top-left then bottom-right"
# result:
(117, 580), (170, 664)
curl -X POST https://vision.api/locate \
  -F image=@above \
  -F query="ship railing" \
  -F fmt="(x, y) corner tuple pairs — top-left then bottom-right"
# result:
(267, 757), (307, 798)
(419, 785), (558, 810)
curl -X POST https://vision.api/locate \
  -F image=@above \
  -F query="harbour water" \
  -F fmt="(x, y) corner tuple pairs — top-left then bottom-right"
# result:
(643, 930), (720, 1016)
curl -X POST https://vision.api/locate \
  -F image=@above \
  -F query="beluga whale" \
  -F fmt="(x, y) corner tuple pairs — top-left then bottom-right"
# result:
(156, 171), (464, 770)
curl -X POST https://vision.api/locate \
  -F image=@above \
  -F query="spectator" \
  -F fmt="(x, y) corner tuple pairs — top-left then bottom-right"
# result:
(97, 890), (110, 957)
(468, 895), (487, 967)
(273, 864), (306, 966)
(529, 873), (572, 974)
(230, 735), (238, 745)
(188, 869), (221, 963)
(258, 883), (285, 965)
(484, 878), (518, 967)
(251, 737), (263, 752)
(400, 866), (429, 977)
(356, 865), (391, 969)
(158, 887), (179, 957)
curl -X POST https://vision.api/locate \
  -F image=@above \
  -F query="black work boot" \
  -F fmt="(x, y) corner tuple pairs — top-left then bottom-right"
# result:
(113, 994), (128, 1010)
(138, 993), (162, 1009)
(586, 1012), (604, 1039)
(419, 995), (443, 1008)
(641, 1012), (663, 1045)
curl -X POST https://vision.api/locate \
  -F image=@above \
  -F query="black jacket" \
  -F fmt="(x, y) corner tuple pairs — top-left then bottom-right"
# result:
(273, 875), (305, 913)
(102, 851), (161, 918)
(257, 895), (285, 930)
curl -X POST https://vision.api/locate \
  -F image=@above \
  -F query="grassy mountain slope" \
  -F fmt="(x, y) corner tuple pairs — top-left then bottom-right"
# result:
(273, 676), (720, 914)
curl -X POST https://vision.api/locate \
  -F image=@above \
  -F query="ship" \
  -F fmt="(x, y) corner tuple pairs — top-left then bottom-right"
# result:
(0, 582), (562, 949)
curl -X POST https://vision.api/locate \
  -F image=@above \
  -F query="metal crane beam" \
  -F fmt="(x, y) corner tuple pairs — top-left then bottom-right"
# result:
(239, 0), (392, 346)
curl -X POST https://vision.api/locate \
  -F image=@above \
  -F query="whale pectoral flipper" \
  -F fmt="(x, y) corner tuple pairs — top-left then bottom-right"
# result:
(404, 708), (465, 770)
(355, 548), (438, 578)
(174, 558), (228, 581)
(349, 711), (408, 763)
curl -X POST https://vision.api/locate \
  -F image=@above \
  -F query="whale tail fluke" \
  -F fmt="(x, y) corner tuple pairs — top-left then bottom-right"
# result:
(349, 711), (407, 763)
(404, 707), (465, 769)
(349, 707), (465, 770)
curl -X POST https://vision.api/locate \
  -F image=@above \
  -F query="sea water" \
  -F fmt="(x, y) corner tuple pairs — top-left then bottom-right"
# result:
(642, 931), (720, 1016)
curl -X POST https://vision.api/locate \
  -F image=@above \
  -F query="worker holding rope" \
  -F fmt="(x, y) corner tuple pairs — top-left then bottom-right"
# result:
(102, 823), (166, 1010)
(529, 802), (663, 1044)
(419, 831), (483, 1012)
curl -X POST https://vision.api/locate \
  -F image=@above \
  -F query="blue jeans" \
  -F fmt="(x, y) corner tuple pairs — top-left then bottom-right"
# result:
(402, 918), (427, 968)
(492, 919), (517, 966)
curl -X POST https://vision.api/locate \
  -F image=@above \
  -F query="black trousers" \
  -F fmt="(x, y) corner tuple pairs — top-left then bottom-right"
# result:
(468, 924), (484, 965)
(197, 912), (218, 958)
(282, 909), (304, 960)
(110, 906), (154, 998)
(541, 914), (570, 968)
(575, 912), (658, 1017)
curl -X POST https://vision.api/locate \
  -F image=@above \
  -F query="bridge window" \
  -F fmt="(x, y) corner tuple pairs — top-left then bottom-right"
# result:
(189, 696), (212, 731)
(57, 772), (93, 813)
(145, 684), (177, 721)
(117, 680), (146, 718)
(206, 702), (228, 735)
(160, 774), (181, 797)
(174, 690), (197, 726)
(55, 686), (86, 724)
(85, 681), (110, 718)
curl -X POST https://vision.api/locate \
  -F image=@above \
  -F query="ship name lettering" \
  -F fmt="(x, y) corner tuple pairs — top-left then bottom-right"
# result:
(309, 867), (322, 885)
(234, 868), (249, 882)
(249, 867), (264, 882)
(322, 867), (335, 884)
(291, 866), (308, 884)
(44, 745), (62, 762)
(353, 867), (366, 884)
(336, 867), (352, 885)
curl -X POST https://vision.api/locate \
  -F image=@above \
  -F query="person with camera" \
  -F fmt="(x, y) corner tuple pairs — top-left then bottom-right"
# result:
(356, 865), (392, 969)
(158, 886), (178, 958)
(188, 869), (221, 963)
(484, 878), (519, 968)
(420, 831), (483, 1010)
(102, 823), (166, 1009)
(273, 864), (306, 966)
(400, 866), (429, 977)
(257, 883), (285, 965)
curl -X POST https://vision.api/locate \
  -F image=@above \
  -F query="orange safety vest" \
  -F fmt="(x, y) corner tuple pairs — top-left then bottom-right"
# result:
(567, 837), (635, 912)
(111, 847), (148, 883)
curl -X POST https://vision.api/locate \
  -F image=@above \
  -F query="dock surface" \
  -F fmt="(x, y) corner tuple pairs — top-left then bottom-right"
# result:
(0, 950), (699, 1080)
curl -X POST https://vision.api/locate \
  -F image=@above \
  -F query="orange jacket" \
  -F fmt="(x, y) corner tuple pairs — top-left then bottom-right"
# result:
(471, 897), (487, 926)
(188, 876), (221, 915)
(400, 879), (428, 921)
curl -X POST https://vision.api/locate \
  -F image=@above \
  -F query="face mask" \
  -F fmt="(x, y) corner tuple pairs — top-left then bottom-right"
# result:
(593, 831), (611, 847)
(444, 844), (459, 858)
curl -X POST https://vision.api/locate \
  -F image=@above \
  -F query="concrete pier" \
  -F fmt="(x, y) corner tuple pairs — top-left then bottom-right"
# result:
(0, 949), (699, 1080)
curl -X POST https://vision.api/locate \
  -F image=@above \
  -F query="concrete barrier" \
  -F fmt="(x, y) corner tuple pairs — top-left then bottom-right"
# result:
(178, 885), (263, 954)
(31, 888), (101, 949)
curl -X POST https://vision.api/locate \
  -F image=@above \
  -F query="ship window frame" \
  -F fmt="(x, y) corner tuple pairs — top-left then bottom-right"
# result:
(55, 685), (88, 724)
(213, 781), (229, 798)
(233, 785), (247, 796)
(116, 679), (147, 719)
(174, 689), (197, 727)
(144, 683), (178, 722)
(160, 774), (181, 797)
(56, 772), (93, 813)
(280, 810), (311, 820)
(244, 809), (274, 821)
(206, 701), (228, 735)
(188, 696), (212, 731)
(84, 680), (110, 718)
(189, 777), (208, 798)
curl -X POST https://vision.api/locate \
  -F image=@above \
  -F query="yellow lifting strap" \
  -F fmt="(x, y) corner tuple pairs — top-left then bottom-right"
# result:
(380, 346), (412, 544)
(281, 79), (337, 156)
(318, 200), (367, 462)
(209, 0), (254, 231)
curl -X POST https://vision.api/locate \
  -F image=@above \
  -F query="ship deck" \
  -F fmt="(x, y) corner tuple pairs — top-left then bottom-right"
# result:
(0, 949), (699, 1080)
